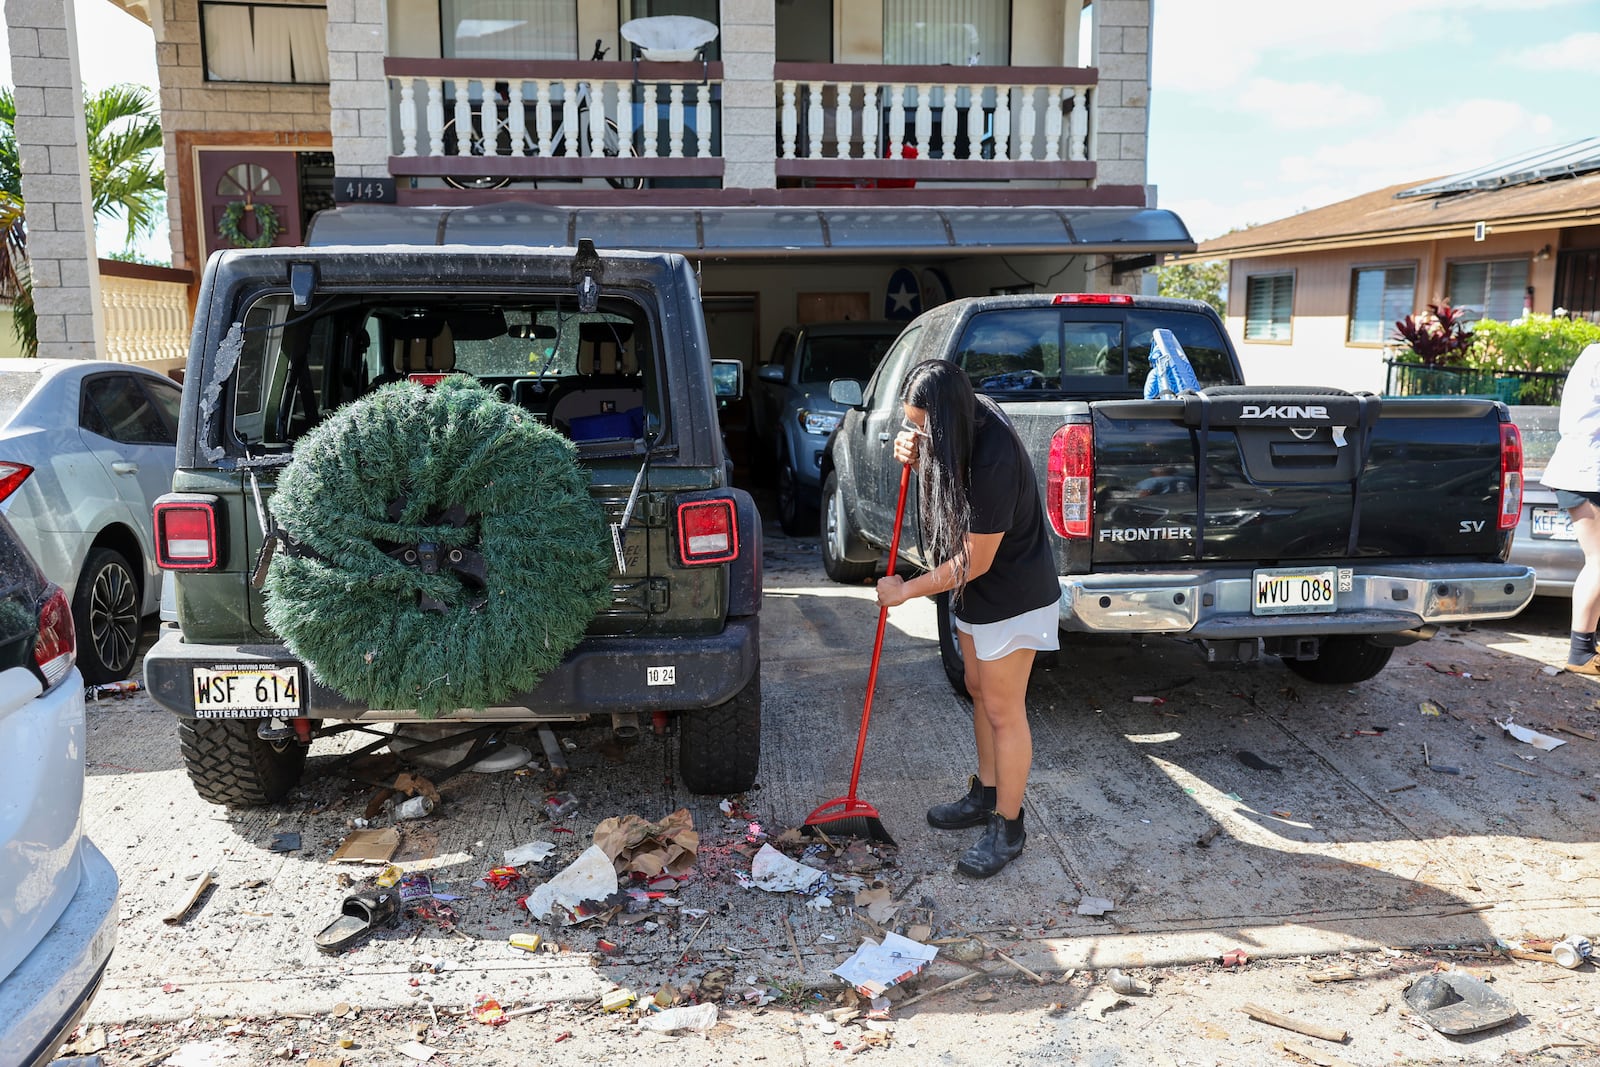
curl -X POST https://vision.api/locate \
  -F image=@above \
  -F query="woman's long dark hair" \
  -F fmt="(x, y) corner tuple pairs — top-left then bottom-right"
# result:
(901, 360), (982, 603)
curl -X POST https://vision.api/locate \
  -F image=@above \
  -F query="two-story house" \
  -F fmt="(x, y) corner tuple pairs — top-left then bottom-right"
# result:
(11, 0), (1193, 379)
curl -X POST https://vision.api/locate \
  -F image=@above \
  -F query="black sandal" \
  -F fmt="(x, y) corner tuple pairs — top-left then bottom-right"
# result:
(314, 889), (400, 954)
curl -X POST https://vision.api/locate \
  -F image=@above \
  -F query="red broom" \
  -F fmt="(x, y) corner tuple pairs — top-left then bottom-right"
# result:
(802, 461), (913, 845)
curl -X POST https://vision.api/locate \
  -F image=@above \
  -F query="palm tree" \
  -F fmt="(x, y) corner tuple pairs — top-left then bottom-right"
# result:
(0, 83), (165, 356)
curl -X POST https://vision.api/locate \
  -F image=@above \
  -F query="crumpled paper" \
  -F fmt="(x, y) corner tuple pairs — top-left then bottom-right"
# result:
(524, 845), (618, 925)
(831, 931), (938, 997)
(593, 808), (699, 878)
(741, 843), (828, 892)
(1494, 717), (1566, 752)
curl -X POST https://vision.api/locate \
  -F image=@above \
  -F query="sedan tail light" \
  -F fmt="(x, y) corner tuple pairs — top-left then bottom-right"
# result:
(677, 497), (739, 565)
(35, 584), (75, 688)
(0, 461), (34, 503)
(1045, 423), (1094, 539)
(1499, 422), (1523, 531)
(155, 495), (223, 570)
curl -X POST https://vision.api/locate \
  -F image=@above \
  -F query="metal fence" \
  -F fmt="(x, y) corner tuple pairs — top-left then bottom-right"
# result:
(1383, 360), (1567, 407)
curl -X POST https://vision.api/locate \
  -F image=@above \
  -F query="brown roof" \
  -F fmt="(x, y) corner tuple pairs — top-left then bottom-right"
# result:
(1195, 171), (1600, 259)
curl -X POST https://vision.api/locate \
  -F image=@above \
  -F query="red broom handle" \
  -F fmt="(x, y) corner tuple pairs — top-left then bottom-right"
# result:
(845, 461), (913, 801)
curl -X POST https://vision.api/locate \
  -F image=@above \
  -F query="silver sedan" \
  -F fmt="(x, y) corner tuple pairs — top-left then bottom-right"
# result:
(1511, 406), (1579, 598)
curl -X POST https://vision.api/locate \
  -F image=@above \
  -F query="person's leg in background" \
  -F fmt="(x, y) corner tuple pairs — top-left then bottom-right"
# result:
(1567, 499), (1600, 672)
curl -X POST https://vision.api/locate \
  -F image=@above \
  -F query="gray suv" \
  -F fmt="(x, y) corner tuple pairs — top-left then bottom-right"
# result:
(751, 321), (901, 534)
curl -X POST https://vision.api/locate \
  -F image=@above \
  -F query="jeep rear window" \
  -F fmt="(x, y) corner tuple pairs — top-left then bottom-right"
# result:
(229, 293), (659, 450)
(952, 308), (1239, 394)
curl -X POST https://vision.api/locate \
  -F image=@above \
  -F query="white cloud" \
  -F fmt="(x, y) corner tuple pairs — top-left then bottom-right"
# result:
(1234, 78), (1384, 130)
(1502, 30), (1600, 70)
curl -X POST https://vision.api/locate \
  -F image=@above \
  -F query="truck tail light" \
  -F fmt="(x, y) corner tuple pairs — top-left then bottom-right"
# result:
(1046, 423), (1094, 539)
(1053, 293), (1133, 306)
(1499, 422), (1523, 531)
(677, 497), (739, 565)
(35, 584), (75, 688)
(0, 461), (34, 503)
(155, 496), (221, 569)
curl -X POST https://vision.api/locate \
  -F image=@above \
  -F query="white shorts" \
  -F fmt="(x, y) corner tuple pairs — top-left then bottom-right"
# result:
(952, 600), (1061, 661)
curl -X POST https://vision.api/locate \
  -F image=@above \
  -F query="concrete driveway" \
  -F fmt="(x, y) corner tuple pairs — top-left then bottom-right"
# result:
(67, 524), (1600, 1066)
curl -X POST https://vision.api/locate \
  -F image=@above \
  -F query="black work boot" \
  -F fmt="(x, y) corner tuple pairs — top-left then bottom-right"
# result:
(926, 775), (994, 830)
(956, 811), (1025, 878)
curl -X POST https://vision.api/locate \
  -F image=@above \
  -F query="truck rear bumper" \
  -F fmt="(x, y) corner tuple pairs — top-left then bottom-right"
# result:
(1060, 563), (1535, 637)
(143, 617), (760, 720)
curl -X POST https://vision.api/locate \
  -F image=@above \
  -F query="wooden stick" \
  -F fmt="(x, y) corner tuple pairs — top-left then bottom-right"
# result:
(980, 940), (1046, 984)
(1239, 1002), (1348, 1043)
(1552, 724), (1597, 741)
(1508, 948), (1560, 965)
(897, 968), (988, 1008)
(1494, 760), (1540, 778)
(163, 870), (215, 925)
(678, 914), (713, 964)
(781, 914), (806, 973)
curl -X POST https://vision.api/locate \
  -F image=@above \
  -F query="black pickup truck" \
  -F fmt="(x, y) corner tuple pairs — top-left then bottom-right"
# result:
(143, 245), (762, 807)
(822, 293), (1535, 692)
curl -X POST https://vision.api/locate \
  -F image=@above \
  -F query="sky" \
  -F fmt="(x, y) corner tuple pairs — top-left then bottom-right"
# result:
(2, 1), (1598, 257)
(1148, 0), (1600, 241)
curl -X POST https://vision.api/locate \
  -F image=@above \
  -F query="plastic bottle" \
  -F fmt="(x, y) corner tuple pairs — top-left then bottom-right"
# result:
(397, 795), (435, 820)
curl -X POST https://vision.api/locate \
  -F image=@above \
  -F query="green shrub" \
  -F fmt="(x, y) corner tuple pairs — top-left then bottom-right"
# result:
(1465, 315), (1600, 375)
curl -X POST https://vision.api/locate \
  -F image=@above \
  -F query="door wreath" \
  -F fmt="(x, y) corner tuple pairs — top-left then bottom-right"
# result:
(218, 200), (283, 248)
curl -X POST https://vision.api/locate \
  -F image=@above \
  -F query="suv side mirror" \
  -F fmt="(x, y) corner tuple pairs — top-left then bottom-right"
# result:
(755, 364), (785, 383)
(711, 359), (744, 401)
(828, 379), (864, 407)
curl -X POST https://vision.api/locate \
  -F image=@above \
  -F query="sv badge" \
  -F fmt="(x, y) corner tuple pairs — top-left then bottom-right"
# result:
(1459, 520), (1485, 533)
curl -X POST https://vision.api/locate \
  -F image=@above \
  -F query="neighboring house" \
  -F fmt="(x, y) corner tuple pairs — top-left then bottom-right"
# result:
(1195, 139), (1600, 395)
(8, 0), (1193, 374)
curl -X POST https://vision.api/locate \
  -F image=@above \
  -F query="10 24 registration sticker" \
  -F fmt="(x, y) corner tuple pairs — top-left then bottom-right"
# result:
(647, 666), (676, 686)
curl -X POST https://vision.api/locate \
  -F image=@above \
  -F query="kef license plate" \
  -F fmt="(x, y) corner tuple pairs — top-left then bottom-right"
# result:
(1253, 566), (1338, 615)
(193, 664), (303, 716)
(1531, 506), (1577, 540)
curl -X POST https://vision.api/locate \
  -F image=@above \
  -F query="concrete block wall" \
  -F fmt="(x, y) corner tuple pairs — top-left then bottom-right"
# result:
(1090, 0), (1151, 192)
(325, 0), (388, 177)
(718, 0), (775, 190)
(155, 0), (330, 268)
(5, 0), (102, 357)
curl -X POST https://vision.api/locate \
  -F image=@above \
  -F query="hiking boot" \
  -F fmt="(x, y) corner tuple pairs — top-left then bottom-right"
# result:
(926, 775), (992, 830)
(956, 812), (1025, 878)
(1567, 655), (1600, 676)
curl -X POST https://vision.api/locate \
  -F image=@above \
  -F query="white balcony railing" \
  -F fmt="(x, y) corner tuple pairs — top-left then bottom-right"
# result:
(99, 260), (192, 373)
(773, 64), (1096, 181)
(384, 58), (723, 185)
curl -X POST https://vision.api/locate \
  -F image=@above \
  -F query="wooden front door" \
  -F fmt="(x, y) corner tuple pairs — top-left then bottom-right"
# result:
(197, 149), (303, 259)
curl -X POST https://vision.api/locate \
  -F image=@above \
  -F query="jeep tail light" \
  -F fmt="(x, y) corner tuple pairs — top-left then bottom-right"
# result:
(36, 584), (75, 688)
(1499, 422), (1523, 531)
(677, 498), (739, 565)
(1046, 423), (1093, 539)
(155, 496), (221, 569)
(0, 461), (33, 503)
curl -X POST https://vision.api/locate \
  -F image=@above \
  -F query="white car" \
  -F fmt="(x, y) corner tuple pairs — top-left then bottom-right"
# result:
(0, 512), (118, 1067)
(0, 360), (181, 681)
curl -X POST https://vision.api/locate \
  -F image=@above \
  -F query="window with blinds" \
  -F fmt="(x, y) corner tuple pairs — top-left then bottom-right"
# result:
(1348, 265), (1416, 345)
(1446, 259), (1529, 323)
(201, 2), (329, 84)
(441, 0), (577, 60)
(1244, 273), (1293, 342)
(883, 0), (1011, 65)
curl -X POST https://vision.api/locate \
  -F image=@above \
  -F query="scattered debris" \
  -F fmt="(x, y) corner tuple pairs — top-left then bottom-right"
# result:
(1402, 972), (1520, 1035)
(268, 832), (301, 853)
(1195, 825), (1222, 848)
(1552, 937), (1593, 969)
(162, 871), (215, 926)
(1220, 948), (1249, 968)
(600, 987), (637, 1012)
(395, 1040), (436, 1061)
(743, 843), (827, 893)
(396, 795), (435, 820)
(1239, 1002), (1348, 1043)
(638, 1003), (718, 1033)
(1083, 988), (1130, 1016)
(594, 809), (698, 878)
(1274, 1039), (1361, 1067)
(1495, 717), (1567, 752)
(329, 828), (401, 865)
(314, 890), (400, 955)
(832, 931), (938, 997)
(524, 846), (617, 925)
(1107, 969), (1147, 995)
(1076, 896), (1116, 916)
(1306, 965), (1361, 983)
(503, 840), (556, 866)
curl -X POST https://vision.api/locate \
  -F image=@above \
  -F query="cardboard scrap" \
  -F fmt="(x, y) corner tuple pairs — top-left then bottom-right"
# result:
(524, 845), (618, 925)
(855, 886), (900, 925)
(1495, 718), (1566, 752)
(330, 827), (401, 865)
(1076, 896), (1115, 916)
(593, 808), (698, 878)
(831, 931), (938, 997)
(746, 843), (827, 893)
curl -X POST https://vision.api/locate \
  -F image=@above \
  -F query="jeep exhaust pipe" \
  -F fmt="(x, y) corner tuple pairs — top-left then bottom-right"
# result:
(611, 711), (641, 741)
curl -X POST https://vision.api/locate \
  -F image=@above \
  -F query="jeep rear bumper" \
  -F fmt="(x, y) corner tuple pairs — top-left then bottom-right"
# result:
(143, 617), (760, 720)
(1060, 563), (1535, 636)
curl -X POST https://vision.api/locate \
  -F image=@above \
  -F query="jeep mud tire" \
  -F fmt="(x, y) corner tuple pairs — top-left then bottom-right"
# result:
(678, 671), (760, 794)
(178, 717), (307, 808)
(1282, 636), (1394, 685)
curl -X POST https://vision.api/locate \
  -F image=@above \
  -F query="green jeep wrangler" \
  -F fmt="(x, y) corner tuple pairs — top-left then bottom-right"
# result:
(144, 244), (762, 808)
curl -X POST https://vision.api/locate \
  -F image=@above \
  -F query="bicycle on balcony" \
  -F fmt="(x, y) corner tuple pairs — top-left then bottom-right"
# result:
(441, 41), (641, 191)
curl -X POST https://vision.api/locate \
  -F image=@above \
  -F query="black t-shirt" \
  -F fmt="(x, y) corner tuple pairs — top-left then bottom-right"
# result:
(954, 397), (1060, 625)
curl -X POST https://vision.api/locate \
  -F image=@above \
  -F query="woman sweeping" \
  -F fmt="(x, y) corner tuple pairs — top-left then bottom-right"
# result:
(875, 360), (1060, 877)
